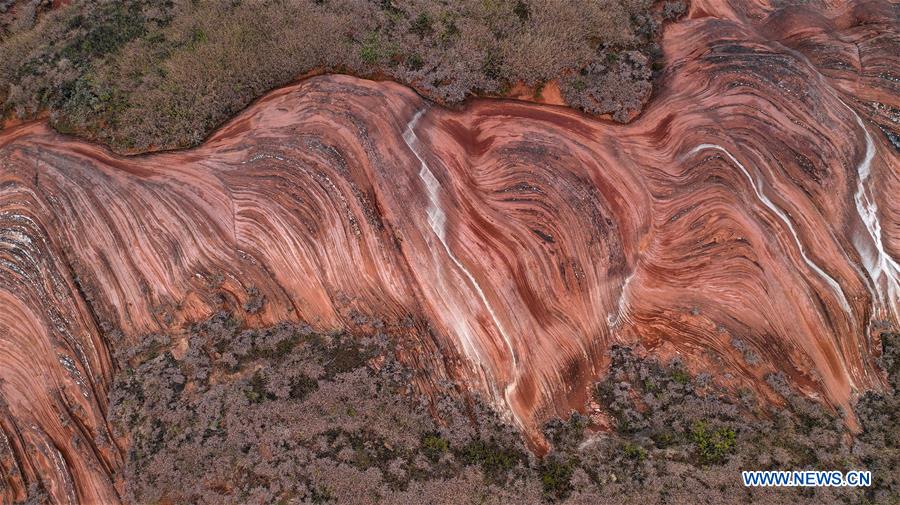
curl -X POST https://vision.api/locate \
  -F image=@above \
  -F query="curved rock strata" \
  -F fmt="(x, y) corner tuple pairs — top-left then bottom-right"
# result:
(1, 0), (898, 502)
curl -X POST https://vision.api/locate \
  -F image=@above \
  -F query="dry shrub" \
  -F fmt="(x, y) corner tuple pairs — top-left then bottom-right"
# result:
(0, 0), (684, 152)
(100, 311), (899, 504)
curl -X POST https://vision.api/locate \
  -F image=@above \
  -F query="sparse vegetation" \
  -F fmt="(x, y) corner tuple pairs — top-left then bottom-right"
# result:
(538, 457), (575, 501)
(420, 433), (449, 461)
(459, 439), (525, 482)
(690, 421), (736, 464)
(243, 286), (265, 314)
(573, 341), (900, 503)
(622, 442), (647, 461)
(107, 312), (537, 504)
(103, 314), (899, 504)
(0, 0), (687, 153)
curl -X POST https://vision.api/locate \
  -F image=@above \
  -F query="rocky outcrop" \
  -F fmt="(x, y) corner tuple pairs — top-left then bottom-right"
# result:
(0, 0), (897, 502)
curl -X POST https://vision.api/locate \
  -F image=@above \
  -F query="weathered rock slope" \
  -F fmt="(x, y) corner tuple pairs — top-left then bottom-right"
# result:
(0, 0), (897, 502)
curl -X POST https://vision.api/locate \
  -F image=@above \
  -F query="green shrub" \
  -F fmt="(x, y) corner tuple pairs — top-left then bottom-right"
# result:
(310, 485), (333, 504)
(671, 368), (691, 385)
(421, 433), (449, 461)
(460, 439), (521, 481)
(406, 53), (424, 70)
(359, 33), (381, 65)
(690, 421), (736, 464)
(244, 370), (272, 403)
(411, 13), (432, 36)
(59, 2), (149, 65)
(513, 1), (530, 22)
(539, 458), (575, 501)
(622, 443), (647, 461)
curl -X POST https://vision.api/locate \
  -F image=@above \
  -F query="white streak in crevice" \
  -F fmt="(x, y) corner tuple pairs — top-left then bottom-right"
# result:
(845, 107), (899, 325)
(752, 35), (898, 330)
(403, 109), (521, 415)
(609, 271), (635, 328)
(688, 144), (853, 317)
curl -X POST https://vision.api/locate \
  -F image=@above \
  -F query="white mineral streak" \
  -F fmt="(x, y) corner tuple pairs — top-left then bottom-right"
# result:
(845, 108), (899, 325)
(689, 144), (853, 317)
(403, 109), (522, 422)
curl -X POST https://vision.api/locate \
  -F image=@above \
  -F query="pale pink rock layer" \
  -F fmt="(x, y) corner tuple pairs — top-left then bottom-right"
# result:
(1, 0), (898, 502)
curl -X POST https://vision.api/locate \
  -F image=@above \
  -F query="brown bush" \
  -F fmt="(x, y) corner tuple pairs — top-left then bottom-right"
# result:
(102, 311), (899, 505)
(0, 0), (683, 152)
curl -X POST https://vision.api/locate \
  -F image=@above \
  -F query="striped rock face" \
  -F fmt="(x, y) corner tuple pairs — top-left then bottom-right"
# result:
(0, 0), (897, 502)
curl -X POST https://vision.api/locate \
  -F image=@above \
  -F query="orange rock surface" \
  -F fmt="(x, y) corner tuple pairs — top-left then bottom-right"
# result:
(1, 0), (898, 502)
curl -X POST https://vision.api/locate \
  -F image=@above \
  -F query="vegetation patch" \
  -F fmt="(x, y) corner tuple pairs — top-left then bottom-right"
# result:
(690, 421), (736, 464)
(538, 457), (575, 501)
(420, 433), (449, 461)
(0, 0), (687, 153)
(459, 439), (525, 483)
(100, 314), (899, 504)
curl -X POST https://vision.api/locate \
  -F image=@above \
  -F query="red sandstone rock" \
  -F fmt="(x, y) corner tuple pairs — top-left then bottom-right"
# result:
(0, 0), (898, 502)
